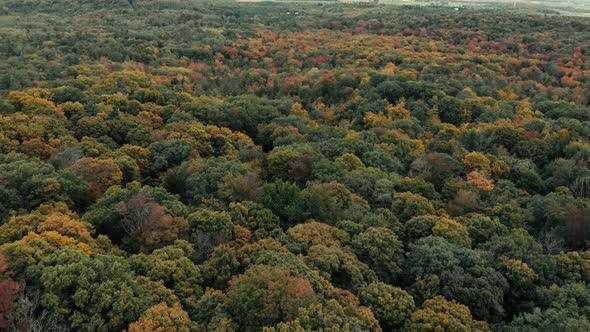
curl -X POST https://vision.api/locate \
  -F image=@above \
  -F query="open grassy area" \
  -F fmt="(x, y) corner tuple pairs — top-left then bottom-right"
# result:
(236, 0), (590, 17)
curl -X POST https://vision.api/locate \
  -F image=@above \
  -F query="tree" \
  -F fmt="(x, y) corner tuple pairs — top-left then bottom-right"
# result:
(229, 201), (281, 234)
(128, 302), (198, 332)
(467, 170), (495, 191)
(448, 189), (481, 216)
(362, 148), (403, 173)
(28, 248), (177, 332)
(359, 282), (416, 330)
(267, 299), (381, 332)
(480, 229), (544, 264)
(302, 182), (370, 224)
(486, 204), (526, 230)
(509, 283), (590, 331)
(304, 245), (376, 293)
(164, 157), (250, 204)
(410, 153), (462, 190)
(496, 256), (538, 317)
(0, 254), (24, 331)
(403, 296), (490, 332)
(463, 214), (508, 247)
(201, 244), (241, 290)
(148, 139), (194, 174)
(406, 237), (508, 321)
(438, 96), (471, 126)
(463, 152), (492, 174)
(188, 208), (234, 241)
(70, 157), (122, 200)
(83, 184), (188, 247)
(406, 215), (472, 248)
(352, 227), (405, 283)
(390, 192), (435, 222)
(218, 172), (262, 203)
(287, 221), (349, 251)
(130, 241), (202, 317)
(335, 153), (365, 171)
(260, 180), (306, 228)
(0, 153), (90, 221)
(264, 149), (302, 182)
(225, 265), (318, 332)
(339, 167), (402, 208)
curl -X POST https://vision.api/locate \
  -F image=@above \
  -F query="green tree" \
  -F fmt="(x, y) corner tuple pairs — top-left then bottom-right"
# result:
(463, 214), (508, 246)
(188, 208), (233, 241)
(261, 180), (306, 228)
(28, 248), (177, 332)
(406, 237), (508, 321)
(267, 299), (381, 332)
(304, 245), (376, 293)
(0, 153), (90, 221)
(391, 192), (435, 222)
(509, 283), (590, 332)
(130, 241), (203, 314)
(352, 227), (404, 283)
(359, 282), (416, 330)
(302, 182), (370, 224)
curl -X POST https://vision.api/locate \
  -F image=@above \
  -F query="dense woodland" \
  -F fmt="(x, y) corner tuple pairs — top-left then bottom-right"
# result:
(1, 0), (590, 331)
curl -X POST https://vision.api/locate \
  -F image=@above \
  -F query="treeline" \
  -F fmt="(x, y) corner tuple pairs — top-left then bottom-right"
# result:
(1, 0), (590, 331)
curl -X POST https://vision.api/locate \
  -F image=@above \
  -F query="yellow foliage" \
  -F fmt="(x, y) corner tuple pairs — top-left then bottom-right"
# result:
(387, 101), (411, 120)
(463, 152), (492, 174)
(380, 62), (400, 76)
(37, 213), (95, 245)
(128, 302), (195, 332)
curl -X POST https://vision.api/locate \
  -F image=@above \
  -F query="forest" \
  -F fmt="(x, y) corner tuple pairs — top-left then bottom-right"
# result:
(1, 0), (590, 331)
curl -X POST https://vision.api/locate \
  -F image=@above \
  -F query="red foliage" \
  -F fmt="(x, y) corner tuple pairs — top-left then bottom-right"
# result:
(228, 47), (239, 58)
(314, 55), (329, 63)
(522, 131), (540, 139)
(0, 254), (23, 330)
(402, 28), (414, 36)
(289, 154), (314, 185)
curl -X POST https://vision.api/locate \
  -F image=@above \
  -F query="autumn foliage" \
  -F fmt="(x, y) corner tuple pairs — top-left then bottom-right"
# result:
(0, 0), (590, 331)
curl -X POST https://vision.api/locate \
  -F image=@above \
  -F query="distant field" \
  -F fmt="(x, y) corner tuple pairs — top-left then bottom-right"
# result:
(235, 0), (590, 17)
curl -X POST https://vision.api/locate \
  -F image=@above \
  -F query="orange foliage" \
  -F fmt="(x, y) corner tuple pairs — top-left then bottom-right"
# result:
(467, 170), (495, 191)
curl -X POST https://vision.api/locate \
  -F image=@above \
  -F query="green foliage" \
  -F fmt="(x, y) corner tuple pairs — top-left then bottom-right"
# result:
(359, 282), (416, 330)
(28, 248), (177, 332)
(261, 180), (306, 228)
(407, 237), (508, 321)
(406, 215), (472, 247)
(463, 214), (509, 246)
(304, 244), (377, 293)
(391, 192), (436, 222)
(165, 157), (250, 205)
(267, 299), (381, 332)
(130, 241), (203, 314)
(509, 283), (590, 331)
(302, 182), (370, 224)
(352, 227), (404, 283)
(0, 153), (90, 221)
(188, 208), (234, 240)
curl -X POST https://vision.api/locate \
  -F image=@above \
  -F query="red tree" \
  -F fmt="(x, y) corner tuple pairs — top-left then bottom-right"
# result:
(0, 254), (23, 330)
